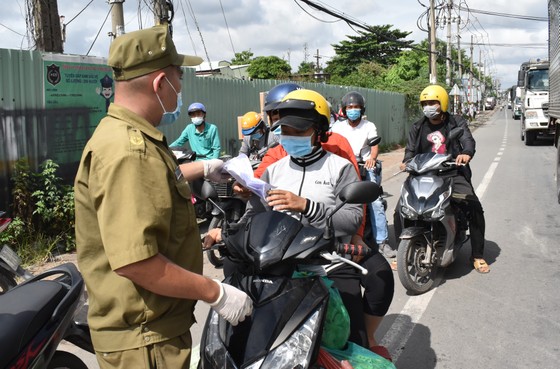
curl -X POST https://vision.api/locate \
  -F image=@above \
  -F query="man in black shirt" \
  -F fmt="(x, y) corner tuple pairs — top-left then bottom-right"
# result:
(398, 85), (490, 274)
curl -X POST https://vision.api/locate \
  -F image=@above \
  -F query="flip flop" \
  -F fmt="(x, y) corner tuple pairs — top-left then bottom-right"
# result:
(390, 259), (397, 271)
(473, 258), (490, 274)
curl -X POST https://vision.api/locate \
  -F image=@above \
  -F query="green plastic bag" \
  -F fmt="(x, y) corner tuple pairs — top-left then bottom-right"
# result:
(325, 341), (397, 369)
(320, 277), (351, 350)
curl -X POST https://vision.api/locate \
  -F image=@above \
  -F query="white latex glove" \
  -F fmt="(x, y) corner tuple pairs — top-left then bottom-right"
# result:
(209, 279), (253, 326)
(203, 159), (229, 183)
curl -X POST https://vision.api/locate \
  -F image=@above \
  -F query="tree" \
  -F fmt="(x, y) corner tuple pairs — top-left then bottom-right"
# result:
(231, 50), (254, 65)
(325, 25), (413, 78)
(297, 61), (316, 75)
(247, 56), (292, 79)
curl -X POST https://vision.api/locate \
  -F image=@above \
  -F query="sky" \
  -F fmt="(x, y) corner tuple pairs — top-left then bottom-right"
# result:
(0, 0), (548, 90)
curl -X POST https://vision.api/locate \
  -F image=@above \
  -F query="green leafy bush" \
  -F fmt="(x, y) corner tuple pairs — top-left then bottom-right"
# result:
(2, 158), (75, 265)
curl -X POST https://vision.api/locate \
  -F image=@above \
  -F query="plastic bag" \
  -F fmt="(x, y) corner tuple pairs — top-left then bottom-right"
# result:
(317, 348), (354, 369)
(321, 277), (351, 350)
(325, 341), (397, 369)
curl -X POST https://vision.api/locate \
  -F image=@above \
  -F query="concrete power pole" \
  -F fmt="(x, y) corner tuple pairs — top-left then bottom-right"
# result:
(109, 0), (125, 39)
(445, 0), (452, 86)
(33, 0), (63, 52)
(429, 0), (438, 84)
(457, 19), (462, 83)
(153, 0), (171, 26)
(469, 35), (474, 103)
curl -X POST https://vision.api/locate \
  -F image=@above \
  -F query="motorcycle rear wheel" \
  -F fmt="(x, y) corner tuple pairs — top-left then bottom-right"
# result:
(206, 216), (225, 268)
(397, 236), (438, 295)
(47, 350), (88, 369)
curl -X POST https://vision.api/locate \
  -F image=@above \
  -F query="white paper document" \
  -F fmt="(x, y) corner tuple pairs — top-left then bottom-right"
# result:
(223, 154), (272, 200)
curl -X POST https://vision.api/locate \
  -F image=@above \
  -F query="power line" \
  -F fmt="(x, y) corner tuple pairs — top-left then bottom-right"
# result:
(456, 5), (547, 22)
(86, 4), (112, 56)
(0, 22), (26, 37)
(65, 0), (94, 26)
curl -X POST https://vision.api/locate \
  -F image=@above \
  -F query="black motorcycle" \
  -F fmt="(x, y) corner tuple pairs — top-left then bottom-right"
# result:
(395, 128), (471, 295)
(194, 180), (382, 369)
(0, 262), (93, 369)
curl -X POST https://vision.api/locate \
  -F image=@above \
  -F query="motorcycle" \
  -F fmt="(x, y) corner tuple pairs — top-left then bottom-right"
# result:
(0, 262), (93, 369)
(0, 212), (33, 294)
(205, 142), (280, 268)
(193, 179), (384, 369)
(395, 128), (470, 295)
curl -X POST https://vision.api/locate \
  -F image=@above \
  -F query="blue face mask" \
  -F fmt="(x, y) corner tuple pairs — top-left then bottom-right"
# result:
(346, 108), (361, 121)
(280, 134), (314, 158)
(156, 77), (182, 126)
(251, 131), (264, 140)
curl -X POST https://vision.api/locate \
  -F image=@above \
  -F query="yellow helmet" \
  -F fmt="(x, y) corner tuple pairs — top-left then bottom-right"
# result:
(273, 89), (330, 132)
(241, 111), (265, 135)
(419, 85), (449, 112)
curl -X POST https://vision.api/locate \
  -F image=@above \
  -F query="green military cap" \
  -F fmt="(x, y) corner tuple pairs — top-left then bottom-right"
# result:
(108, 25), (203, 81)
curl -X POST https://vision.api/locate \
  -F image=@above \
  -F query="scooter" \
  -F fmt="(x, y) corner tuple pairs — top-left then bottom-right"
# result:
(0, 262), (93, 369)
(0, 212), (33, 294)
(395, 128), (470, 295)
(194, 179), (383, 369)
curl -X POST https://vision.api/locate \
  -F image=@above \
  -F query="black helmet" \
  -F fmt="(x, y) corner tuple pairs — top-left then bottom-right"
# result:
(341, 91), (366, 115)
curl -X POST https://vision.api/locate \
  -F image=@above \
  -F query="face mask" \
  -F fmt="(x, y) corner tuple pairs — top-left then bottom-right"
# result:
(280, 134), (314, 158)
(156, 77), (182, 126)
(191, 116), (204, 126)
(346, 108), (361, 121)
(423, 105), (440, 119)
(251, 131), (264, 140)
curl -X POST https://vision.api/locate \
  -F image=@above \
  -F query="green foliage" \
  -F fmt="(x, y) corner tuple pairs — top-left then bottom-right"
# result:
(2, 158), (75, 264)
(325, 25), (413, 77)
(247, 56), (292, 79)
(231, 50), (254, 65)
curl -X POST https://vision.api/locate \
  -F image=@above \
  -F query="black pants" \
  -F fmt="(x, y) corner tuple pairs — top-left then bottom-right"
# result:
(393, 174), (486, 259)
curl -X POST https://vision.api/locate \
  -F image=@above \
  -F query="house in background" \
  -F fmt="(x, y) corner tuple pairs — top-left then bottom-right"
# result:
(194, 60), (250, 79)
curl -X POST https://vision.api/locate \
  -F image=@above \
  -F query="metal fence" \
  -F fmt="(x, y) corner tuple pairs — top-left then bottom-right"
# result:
(0, 48), (411, 211)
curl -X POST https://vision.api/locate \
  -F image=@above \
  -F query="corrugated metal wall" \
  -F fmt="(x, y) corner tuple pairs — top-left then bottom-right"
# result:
(0, 48), (411, 211)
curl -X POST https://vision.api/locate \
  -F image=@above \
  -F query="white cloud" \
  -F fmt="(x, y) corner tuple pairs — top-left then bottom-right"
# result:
(0, 0), (547, 89)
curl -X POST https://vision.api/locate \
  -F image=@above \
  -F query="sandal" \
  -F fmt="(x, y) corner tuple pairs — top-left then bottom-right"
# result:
(473, 258), (490, 274)
(390, 259), (397, 271)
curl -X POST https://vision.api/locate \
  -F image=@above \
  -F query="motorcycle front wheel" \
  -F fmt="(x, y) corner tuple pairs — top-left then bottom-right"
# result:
(397, 236), (438, 295)
(206, 216), (225, 268)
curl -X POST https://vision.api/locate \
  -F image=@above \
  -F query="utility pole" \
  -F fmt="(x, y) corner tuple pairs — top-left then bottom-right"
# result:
(153, 0), (171, 26)
(457, 19), (462, 83)
(469, 35), (474, 104)
(445, 0), (452, 86)
(429, 0), (438, 84)
(315, 49), (322, 73)
(33, 0), (63, 52)
(109, 0), (125, 39)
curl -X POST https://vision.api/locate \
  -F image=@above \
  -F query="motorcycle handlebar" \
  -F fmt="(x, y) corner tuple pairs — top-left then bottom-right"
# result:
(336, 243), (373, 257)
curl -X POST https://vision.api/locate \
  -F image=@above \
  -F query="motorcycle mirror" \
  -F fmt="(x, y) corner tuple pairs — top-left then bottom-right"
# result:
(366, 136), (381, 147)
(324, 181), (382, 240)
(190, 178), (218, 201)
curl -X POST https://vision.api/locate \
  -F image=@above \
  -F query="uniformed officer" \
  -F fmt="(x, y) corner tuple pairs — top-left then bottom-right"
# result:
(74, 25), (252, 369)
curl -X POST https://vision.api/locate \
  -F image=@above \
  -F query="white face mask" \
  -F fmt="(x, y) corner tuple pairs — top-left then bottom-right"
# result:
(423, 105), (440, 119)
(191, 117), (204, 126)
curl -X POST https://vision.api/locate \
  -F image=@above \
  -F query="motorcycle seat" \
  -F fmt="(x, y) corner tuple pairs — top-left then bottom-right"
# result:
(0, 280), (65, 367)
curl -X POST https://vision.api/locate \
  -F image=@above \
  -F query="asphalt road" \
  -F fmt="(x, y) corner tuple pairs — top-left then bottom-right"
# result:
(61, 108), (560, 368)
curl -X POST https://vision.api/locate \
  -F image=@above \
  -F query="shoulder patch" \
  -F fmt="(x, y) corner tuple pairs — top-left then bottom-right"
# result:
(128, 127), (146, 153)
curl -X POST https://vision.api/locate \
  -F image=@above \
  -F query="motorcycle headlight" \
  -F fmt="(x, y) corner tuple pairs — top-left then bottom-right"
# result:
(202, 308), (322, 369)
(401, 205), (417, 220)
(201, 311), (238, 369)
(424, 188), (451, 220)
(258, 309), (320, 368)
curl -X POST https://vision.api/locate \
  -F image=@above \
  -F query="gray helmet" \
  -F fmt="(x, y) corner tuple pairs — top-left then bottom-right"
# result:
(341, 91), (366, 115)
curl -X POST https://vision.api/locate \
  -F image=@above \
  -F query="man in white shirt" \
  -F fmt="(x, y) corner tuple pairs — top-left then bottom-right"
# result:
(331, 91), (396, 259)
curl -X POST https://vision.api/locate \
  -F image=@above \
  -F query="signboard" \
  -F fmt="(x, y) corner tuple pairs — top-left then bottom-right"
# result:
(43, 60), (113, 164)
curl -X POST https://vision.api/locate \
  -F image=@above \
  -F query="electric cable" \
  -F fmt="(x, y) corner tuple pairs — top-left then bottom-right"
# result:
(86, 4), (112, 56)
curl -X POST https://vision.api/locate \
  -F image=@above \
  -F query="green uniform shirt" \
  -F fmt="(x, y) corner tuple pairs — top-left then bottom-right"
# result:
(74, 104), (203, 352)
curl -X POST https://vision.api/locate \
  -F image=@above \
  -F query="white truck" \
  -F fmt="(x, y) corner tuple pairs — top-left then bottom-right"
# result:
(547, 0), (560, 202)
(517, 59), (551, 145)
